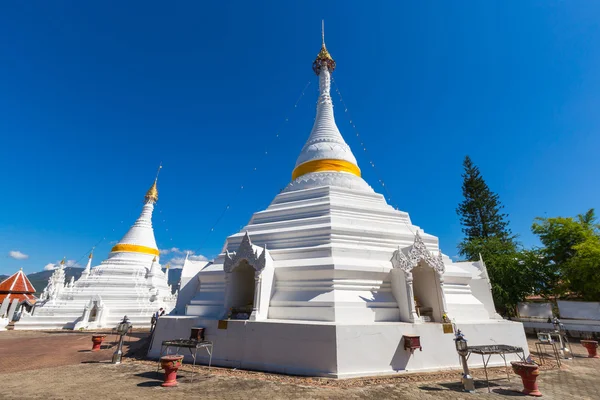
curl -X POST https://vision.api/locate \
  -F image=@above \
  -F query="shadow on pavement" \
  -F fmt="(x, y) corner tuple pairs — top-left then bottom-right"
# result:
(137, 381), (163, 387)
(135, 370), (163, 380)
(419, 386), (445, 391)
(492, 388), (527, 396)
(440, 380), (503, 392)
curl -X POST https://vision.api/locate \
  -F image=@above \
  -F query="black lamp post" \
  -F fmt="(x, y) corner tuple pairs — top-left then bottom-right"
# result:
(454, 329), (475, 392)
(112, 315), (132, 364)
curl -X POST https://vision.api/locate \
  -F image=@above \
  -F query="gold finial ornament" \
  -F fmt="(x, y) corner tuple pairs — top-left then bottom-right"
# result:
(60, 258), (66, 265)
(144, 163), (161, 204)
(145, 181), (159, 204)
(313, 20), (336, 75)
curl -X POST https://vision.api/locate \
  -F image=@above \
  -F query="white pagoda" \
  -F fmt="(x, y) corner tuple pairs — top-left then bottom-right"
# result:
(149, 30), (528, 377)
(16, 179), (176, 330)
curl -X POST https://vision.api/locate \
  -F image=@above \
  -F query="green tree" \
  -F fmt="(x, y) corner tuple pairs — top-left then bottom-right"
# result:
(457, 156), (513, 255)
(456, 156), (523, 316)
(532, 209), (600, 301)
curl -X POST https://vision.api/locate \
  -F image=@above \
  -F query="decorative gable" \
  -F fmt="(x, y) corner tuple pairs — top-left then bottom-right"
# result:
(390, 232), (445, 275)
(224, 232), (271, 273)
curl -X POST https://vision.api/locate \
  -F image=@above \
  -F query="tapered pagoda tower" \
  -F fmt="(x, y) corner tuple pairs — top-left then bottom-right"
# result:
(16, 177), (176, 330)
(149, 25), (527, 378)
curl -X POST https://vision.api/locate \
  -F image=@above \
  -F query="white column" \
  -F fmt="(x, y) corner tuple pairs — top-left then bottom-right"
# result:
(0, 297), (10, 318)
(250, 273), (262, 321)
(437, 273), (449, 318)
(405, 271), (421, 323)
(7, 299), (20, 321)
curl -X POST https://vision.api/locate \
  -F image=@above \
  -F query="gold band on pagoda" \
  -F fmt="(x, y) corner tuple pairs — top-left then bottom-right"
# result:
(111, 244), (160, 256)
(292, 159), (361, 180)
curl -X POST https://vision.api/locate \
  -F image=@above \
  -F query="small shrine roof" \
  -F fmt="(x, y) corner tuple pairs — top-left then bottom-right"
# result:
(0, 269), (36, 294)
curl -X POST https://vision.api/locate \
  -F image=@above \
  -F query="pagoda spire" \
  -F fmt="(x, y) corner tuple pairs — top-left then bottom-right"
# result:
(81, 251), (93, 279)
(292, 22), (360, 181)
(144, 163), (161, 204)
(110, 169), (161, 258)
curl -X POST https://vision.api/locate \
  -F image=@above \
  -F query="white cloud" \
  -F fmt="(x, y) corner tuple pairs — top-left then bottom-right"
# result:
(65, 259), (82, 268)
(167, 256), (186, 269)
(9, 250), (29, 260)
(43, 263), (56, 271)
(160, 247), (182, 255)
(164, 252), (208, 269)
(42, 259), (82, 272)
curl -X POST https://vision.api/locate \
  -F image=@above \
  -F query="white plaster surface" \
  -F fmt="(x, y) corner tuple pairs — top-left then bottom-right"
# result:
(149, 317), (527, 378)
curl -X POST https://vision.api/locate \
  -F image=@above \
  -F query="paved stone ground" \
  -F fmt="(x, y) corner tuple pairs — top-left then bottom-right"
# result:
(0, 330), (598, 399)
(0, 329), (145, 374)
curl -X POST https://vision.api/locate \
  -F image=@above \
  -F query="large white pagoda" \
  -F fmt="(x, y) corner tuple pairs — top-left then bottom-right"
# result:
(149, 30), (528, 377)
(16, 179), (176, 330)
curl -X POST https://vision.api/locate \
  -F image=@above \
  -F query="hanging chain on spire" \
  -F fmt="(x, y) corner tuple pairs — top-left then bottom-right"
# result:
(155, 162), (162, 182)
(191, 81), (311, 256)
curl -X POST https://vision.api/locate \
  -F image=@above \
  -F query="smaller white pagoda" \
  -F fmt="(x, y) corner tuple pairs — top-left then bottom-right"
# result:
(16, 178), (176, 330)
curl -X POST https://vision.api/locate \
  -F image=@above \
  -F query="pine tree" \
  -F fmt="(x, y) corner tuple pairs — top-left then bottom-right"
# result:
(457, 155), (513, 259)
(456, 156), (524, 316)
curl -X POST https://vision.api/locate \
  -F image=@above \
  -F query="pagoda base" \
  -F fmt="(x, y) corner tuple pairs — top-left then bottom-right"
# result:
(148, 316), (528, 378)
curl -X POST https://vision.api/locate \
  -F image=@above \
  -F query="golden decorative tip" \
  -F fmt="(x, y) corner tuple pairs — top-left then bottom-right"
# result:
(166, 264), (170, 269)
(152, 256), (157, 262)
(60, 258), (66, 265)
(144, 163), (161, 203)
(313, 20), (336, 75)
(145, 180), (159, 204)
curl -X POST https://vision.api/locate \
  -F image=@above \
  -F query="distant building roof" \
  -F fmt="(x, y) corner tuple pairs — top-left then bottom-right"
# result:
(0, 269), (37, 304)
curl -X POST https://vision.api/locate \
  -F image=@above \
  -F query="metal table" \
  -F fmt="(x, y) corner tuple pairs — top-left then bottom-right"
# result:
(466, 345), (526, 392)
(157, 339), (214, 383)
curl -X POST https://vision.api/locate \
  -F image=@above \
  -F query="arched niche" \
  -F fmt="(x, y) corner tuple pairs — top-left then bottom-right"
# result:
(223, 232), (274, 321)
(88, 303), (99, 322)
(228, 259), (256, 319)
(390, 232), (448, 324)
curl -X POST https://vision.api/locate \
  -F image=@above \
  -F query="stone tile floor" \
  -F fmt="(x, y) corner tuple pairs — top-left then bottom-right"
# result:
(0, 330), (598, 399)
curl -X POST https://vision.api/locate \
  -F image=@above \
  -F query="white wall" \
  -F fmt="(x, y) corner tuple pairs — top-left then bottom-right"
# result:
(518, 302), (553, 319)
(558, 301), (600, 321)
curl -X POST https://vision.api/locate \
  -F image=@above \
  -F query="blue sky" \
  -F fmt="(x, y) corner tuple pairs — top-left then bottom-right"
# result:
(1, 2), (599, 275)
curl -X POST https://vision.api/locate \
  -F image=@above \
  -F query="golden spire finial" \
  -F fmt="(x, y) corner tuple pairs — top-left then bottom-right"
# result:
(152, 256), (157, 262)
(166, 263), (170, 269)
(313, 20), (335, 75)
(60, 258), (66, 265)
(144, 163), (161, 204)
